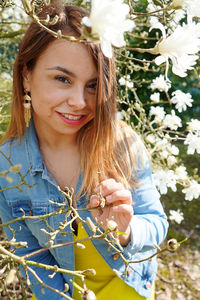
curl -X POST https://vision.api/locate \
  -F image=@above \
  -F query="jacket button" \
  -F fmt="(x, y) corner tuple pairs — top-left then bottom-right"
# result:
(145, 282), (151, 289)
(112, 254), (119, 260)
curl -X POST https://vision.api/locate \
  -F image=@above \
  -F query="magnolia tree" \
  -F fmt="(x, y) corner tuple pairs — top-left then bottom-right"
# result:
(0, 0), (200, 298)
(80, 0), (200, 224)
(0, 0), (199, 224)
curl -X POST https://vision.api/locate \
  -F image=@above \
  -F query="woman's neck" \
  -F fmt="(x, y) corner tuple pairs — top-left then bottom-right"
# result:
(33, 119), (77, 151)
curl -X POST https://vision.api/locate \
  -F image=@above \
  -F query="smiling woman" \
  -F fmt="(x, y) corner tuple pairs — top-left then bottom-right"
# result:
(0, 2), (168, 300)
(22, 38), (98, 148)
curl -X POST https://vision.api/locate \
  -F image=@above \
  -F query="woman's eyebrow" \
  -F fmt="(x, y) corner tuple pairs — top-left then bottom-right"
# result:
(46, 66), (98, 81)
(46, 66), (75, 77)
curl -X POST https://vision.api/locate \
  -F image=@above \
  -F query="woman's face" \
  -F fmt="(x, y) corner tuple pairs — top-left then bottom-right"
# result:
(23, 39), (98, 140)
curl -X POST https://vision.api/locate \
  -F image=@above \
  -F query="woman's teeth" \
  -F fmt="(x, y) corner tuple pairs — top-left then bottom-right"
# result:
(61, 113), (82, 120)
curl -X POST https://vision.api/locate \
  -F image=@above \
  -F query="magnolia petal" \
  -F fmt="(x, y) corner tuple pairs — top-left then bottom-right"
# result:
(100, 39), (113, 58)
(123, 19), (135, 31)
(85, 0), (134, 58)
(111, 34), (126, 48)
(150, 22), (167, 39)
(82, 16), (92, 27)
(172, 65), (187, 77)
(155, 55), (166, 66)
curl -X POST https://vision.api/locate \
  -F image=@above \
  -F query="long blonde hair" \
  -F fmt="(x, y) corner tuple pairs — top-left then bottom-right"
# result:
(1, 2), (143, 196)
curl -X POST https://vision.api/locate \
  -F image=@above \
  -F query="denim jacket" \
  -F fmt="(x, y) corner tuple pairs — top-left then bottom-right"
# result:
(0, 121), (168, 299)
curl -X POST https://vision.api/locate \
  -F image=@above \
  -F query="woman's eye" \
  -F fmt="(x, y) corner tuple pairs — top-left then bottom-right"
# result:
(55, 76), (70, 84)
(87, 82), (97, 91)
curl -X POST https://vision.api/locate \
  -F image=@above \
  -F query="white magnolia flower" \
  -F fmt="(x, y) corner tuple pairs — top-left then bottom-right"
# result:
(145, 134), (156, 144)
(169, 9), (185, 31)
(163, 110), (182, 130)
(151, 22), (200, 77)
(154, 137), (172, 153)
(127, 82), (134, 89)
(171, 90), (193, 112)
(169, 209), (184, 224)
(187, 119), (200, 132)
(160, 150), (169, 160)
(147, 0), (162, 25)
(118, 75), (133, 88)
(147, 0), (161, 13)
(182, 180), (200, 201)
(171, 0), (200, 19)
(184, 132), (200, 154)
(160, 144), (179, 160)
(175, 166), (188, 181)
(82, 0), (134, 58)
(150, 92), (160, 103)
(149, 106), (166, 123)
(167, 155), (177, 167)
(149, 16), (159, 27)
(168, 145), (179, 156)
(153, 169), (177, 194)
(119, 77), (126, 86)
(150, 75), (171, 92)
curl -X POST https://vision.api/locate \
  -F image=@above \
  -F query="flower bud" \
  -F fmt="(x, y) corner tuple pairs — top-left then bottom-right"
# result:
(107, 220), (117, 231)
(10, 164), (21, 172)
(167, 238), (179, 252)
(86, 217), (96, 234)
(5, 269), (17, 286)
(63, 283), (69, 292)
(170, 0), (183, 9)
(76, 243), (86, 249)
(82, 290), (96, 300)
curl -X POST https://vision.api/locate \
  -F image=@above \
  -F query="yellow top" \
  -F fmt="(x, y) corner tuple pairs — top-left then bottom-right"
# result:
(73, 223), (154, 300)
(32, 223), (154, 300)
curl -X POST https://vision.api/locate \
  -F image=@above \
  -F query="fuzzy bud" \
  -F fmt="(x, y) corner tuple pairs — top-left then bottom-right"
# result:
(167, 238), (179, 252)
(86, 217), (96, 234)
(82, 290), (96, 300)
(5, 269), (17, 286)
(76, 243), (86, 249)
(63, 283), (69, 292)
(107, 220), (118, 231)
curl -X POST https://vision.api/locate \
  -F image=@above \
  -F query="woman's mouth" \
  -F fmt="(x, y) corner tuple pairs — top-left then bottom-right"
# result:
(61, 113), (82, 120)
(56, 112), (87, 125)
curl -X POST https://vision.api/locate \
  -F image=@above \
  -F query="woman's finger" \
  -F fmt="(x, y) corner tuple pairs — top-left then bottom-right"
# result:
(95, 178), (124, 197)
(106, 189), (132, 205)
(112, 203), (134, 215)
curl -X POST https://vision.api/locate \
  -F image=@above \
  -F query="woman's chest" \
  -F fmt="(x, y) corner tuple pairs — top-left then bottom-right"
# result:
(42, 151), (80, 192)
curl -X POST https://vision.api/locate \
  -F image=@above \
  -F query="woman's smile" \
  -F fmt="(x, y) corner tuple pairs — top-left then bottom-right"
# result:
(56, 112), (87, 125)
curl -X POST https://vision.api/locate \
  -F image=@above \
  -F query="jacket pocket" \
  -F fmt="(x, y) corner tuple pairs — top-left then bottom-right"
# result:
(10, 200), (48, 218)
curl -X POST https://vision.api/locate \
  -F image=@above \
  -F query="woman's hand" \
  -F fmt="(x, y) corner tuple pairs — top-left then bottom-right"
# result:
(89, 178), (134, 246)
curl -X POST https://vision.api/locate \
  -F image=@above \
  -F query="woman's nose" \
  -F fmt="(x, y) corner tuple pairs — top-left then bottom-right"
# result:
(67, 86), (86, 110)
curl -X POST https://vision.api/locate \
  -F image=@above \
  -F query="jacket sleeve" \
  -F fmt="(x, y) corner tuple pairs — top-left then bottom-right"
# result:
(124, 156), (169, 256)
(0, 190), (69, 300)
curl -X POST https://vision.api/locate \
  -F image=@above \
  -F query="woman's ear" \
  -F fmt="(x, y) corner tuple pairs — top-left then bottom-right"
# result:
(22, 65), (31, 91)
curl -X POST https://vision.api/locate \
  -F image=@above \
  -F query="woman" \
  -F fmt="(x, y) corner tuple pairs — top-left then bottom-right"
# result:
(0, 2), (168, 300)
